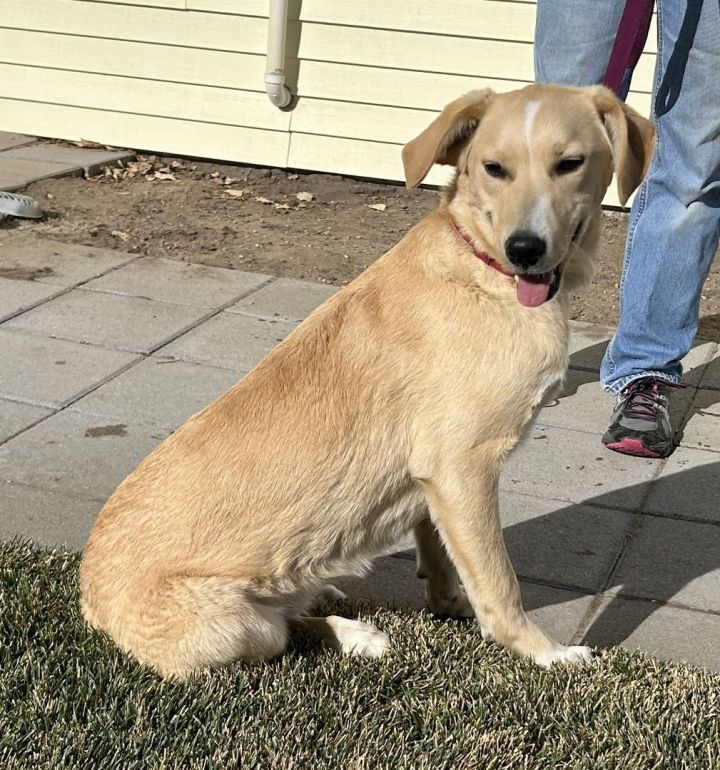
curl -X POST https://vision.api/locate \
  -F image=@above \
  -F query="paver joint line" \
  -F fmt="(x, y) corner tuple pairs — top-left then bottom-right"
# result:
(79, 274), (277, 310)
(0, 253), (139, 325)
(0, 405), (54, 446)
(596, 590), (720, 619)
(571, 455), (671, 645)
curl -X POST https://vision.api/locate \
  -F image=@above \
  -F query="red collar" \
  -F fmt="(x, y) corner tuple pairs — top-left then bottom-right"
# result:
(448, 216), (515, 278)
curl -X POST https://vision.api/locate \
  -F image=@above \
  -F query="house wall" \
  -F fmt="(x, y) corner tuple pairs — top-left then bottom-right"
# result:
(0, 0), (657, 200)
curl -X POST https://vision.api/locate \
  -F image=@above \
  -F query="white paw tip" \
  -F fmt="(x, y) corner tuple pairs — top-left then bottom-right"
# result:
(357, 633), (389, 659)
(535, 644), (592, 668)
(338, 620), (389, 658)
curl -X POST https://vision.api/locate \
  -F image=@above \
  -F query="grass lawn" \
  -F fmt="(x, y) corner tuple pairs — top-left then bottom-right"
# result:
(1, 540), (719, 769)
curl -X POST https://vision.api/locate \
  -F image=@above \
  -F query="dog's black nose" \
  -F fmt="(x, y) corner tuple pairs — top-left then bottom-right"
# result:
(505, 232), (547, 268)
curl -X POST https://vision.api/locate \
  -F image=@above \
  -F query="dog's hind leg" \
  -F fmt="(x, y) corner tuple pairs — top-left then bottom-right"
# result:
(293, 616), (389, 658)
(414, 516), (474, 618)
(96, 576), (290, 678)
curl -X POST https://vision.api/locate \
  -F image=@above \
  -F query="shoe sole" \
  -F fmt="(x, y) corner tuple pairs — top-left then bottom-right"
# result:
(603, 437), (664, 458)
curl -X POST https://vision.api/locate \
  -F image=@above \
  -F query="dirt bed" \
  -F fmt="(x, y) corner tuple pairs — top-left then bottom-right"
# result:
(4, 154), (720, 340)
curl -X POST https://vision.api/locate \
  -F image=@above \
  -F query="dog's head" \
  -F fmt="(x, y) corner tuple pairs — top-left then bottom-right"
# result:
(402, 84), (654, 305)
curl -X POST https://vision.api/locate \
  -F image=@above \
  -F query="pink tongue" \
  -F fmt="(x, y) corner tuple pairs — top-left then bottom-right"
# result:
(517, 272), (553, 307)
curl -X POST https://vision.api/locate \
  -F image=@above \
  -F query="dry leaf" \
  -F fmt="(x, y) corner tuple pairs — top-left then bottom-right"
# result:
(367, 203), (387, 211)
(223, 176), (239, 185)
(210, 172), (221, 178)
(288, 173), (299, 180)
(111, 230), (130, 242)
(296, 191), (314, 202)
(137, 161), (153, 174)
(223, 189), (246, 198)
(274, 203), (290, 210)
(122, 160), (153, 179)
(75, 139), (124, 151)
(254, 196), (274, 204)
(170, 160), (183, 169)
(149, 172), (176, 181)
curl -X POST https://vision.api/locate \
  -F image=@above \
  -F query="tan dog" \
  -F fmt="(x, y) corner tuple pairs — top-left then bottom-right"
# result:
(80, 84), (654, 678)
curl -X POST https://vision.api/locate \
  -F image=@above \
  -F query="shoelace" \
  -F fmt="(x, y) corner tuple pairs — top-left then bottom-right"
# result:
(622, 377), (684, 420)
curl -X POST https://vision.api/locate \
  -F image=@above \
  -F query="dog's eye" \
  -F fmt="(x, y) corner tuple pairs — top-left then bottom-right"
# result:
(483, 162), (507, 179)
(555, 157), (585, 175)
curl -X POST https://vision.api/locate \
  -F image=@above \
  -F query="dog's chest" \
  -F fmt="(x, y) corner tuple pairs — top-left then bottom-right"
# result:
(514, 313), (569, 415)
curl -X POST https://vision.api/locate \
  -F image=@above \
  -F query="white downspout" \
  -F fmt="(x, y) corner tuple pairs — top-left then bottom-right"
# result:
(265, 0), (292, 108)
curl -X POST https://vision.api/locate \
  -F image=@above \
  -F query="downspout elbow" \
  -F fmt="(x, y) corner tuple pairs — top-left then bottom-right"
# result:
(265, 71), (292, 109)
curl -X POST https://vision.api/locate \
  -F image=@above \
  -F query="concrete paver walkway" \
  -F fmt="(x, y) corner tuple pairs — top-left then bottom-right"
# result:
(1, 234), (719, 670)
(0, 132), (133, 192)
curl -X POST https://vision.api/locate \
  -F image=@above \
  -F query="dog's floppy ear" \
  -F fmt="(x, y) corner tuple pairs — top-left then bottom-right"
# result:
(402, 88), (495, 188)
(585, 85), (655, 206)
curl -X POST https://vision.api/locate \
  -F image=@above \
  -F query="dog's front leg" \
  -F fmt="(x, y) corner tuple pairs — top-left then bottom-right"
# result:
(414, 517), (474, 618)
(417, 448), (591, 668)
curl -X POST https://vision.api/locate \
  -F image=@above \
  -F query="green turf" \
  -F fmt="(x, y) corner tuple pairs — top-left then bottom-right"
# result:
(1, 540), (719, 769)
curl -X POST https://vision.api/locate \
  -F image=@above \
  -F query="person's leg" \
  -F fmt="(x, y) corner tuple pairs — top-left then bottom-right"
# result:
(534, 0), (626, 86)
(601, 0), (720, 397)
(598, 1), (720, 457)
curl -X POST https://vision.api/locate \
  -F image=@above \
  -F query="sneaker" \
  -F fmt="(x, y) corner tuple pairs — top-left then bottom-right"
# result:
(602, 377), (683, 458)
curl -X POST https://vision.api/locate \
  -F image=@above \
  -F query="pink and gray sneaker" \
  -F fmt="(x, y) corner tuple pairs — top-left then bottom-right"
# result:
(602, 377), (683, 459)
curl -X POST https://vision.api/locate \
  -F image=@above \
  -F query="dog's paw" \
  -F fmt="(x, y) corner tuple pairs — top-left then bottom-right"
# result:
(426, 586), (475, 619)
(479, 622), (494, 641)
(534, 644), (592, 668)
(328, 617), (389, 659)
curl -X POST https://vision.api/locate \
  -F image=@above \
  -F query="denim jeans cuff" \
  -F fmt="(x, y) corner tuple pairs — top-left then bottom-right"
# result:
(602, 371), (682, 396)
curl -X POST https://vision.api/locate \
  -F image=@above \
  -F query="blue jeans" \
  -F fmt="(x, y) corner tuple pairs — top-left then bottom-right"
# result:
(536, 0), (720, 394)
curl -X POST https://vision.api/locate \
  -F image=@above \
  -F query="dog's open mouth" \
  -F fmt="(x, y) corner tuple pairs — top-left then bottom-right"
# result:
(514, 220), (581, 307)
(515, 267), (561, 307)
